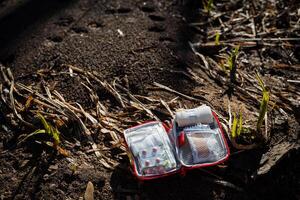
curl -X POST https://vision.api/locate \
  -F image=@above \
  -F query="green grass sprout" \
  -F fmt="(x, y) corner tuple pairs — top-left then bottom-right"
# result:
(215, 31), (220, 45)
(203, 0), (214, 13)
(231, 112), (243, 138)
(256, 73), (270, 132)
(18, 113), (68, 156)
(228, 46), (240, 71)
(231, 113), (238, 138)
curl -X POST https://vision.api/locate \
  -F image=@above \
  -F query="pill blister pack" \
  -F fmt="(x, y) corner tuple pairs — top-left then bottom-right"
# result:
(124, 122), (177, 177)
(138, 145), (177, 175)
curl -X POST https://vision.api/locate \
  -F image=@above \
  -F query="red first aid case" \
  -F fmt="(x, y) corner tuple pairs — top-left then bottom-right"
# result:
(123, 105), (230, 180)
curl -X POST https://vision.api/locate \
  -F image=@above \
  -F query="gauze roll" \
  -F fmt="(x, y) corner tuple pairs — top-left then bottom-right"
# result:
(175, 105), (213, 127)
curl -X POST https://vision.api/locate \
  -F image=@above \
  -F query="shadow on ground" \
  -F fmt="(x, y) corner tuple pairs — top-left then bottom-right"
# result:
(0, 0), (77, 61)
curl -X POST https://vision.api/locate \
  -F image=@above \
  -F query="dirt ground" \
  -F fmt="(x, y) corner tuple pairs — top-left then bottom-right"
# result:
(0, 0), (299, 199)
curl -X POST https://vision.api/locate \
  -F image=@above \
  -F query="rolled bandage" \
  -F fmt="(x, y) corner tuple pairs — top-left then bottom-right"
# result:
(175, 105), (213, 127)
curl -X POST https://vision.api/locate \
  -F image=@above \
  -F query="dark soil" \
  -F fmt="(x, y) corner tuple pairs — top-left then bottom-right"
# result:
(0, 0), (299, 199)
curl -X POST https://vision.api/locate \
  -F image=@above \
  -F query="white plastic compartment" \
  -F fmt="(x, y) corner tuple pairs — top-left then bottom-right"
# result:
(177, 124), (228, 166)
(171, 105), (229, 167)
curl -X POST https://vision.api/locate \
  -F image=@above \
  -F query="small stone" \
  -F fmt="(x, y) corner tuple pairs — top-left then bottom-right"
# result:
(117, 29), (125, 37)
(20, 159), (30, 168)
(49, 164), (58, 171)
(84, 181), (94, 200)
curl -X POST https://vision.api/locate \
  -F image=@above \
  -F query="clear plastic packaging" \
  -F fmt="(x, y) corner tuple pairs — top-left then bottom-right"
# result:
(124, 122), (178, 176)
(173, 113), (228, 166)
(184, 125), (227, 164)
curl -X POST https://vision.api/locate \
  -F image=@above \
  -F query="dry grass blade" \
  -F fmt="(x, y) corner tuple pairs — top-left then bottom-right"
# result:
(81, 81), (107, 117)
(1, 68), (34, 127)
(0, 84), (8, 104)
(115, 83), (159, 120)
(0, 66), (10, 84)
(53, 90), (66, 102)
(62, 64), (126, 108)
(16, 83), (66, 116)
(76, 102), (98, 125)
(101, 128), (119, 145)
(16, 82), (103, 158)
(189, 42), (210, 69)
(9, 81), (34, 128)
(160, 99), (174, 117)
(153, 82), (200, 102)
(42, 81), (52, 99)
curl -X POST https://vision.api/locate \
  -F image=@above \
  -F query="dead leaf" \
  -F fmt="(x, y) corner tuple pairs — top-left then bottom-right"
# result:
(84, 181), (94, 200)
(57, 146), (70, 157)
(24, 95), (34, 110)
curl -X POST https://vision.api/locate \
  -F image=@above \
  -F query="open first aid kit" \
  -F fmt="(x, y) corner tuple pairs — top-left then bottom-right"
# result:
(123, 105), (230, 180)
